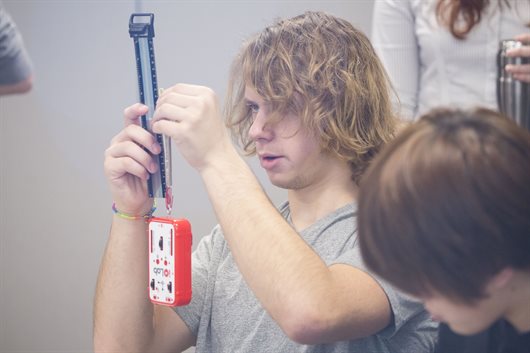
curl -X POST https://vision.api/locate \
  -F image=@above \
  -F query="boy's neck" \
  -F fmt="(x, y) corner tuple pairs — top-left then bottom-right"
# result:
(505, 271), (530, 334)
(287, 162), (357, 232)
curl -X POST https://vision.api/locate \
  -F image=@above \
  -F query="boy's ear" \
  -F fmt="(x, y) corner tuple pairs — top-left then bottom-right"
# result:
(486, 268), (514, 292)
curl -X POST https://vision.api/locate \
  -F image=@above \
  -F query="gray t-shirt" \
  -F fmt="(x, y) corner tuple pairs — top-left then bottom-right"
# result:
(0, 5), (32, 85)
(175, 202), (438, 352)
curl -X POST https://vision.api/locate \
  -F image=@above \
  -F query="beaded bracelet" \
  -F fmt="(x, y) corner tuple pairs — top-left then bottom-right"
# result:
(112, 202), (156, 221)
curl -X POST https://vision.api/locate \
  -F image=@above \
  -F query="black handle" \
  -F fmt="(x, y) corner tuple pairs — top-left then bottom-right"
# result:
(129, 13), (155, 38)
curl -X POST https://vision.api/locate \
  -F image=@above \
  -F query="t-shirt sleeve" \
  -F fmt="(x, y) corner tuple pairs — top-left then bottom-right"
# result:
(173, 225), (222, 335)
(332, 243), (430, 339)
(0, 6), (33, 85)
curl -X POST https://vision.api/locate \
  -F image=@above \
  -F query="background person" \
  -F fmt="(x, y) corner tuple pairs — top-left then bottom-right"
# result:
(372, 0), (530, 121)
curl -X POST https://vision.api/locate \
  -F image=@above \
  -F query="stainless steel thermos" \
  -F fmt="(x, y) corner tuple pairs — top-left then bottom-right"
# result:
(497, 39), (530, 130)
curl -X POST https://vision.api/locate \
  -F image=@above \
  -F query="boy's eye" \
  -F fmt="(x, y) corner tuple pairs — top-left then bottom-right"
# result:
(246, 102), (259, 114)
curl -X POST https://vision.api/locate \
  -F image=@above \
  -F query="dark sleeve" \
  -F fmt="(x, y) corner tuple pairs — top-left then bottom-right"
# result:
(435, 323), (491, 353)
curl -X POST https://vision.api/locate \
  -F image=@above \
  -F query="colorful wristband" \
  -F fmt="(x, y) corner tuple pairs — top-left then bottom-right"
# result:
(112, 202), (156, 221)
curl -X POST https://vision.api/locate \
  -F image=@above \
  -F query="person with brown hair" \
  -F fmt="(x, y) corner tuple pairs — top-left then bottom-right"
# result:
(358, 107), (530, 353)
(94, 11), (437, 353)
(372, 0), (530, 121)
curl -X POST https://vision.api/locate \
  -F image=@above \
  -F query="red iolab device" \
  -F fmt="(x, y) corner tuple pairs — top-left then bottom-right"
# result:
(148, 217), (192, 306)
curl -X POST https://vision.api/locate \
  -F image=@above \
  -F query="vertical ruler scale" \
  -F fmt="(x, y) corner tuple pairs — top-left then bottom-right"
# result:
(128, 14), (190, 307)
(129, 13), (172, 206)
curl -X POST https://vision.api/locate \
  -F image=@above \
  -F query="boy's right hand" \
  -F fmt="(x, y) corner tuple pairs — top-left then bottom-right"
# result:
(104, 103), (161, 216)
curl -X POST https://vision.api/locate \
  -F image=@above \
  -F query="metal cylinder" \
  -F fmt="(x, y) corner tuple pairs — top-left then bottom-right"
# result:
(497, 39), (530, 130)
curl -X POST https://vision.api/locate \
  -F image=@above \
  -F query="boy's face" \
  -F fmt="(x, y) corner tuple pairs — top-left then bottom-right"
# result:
(244, 85), (330, 190)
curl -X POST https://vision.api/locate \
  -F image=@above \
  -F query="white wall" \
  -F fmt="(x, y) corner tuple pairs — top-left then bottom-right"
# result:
(0, 1), (374, 351)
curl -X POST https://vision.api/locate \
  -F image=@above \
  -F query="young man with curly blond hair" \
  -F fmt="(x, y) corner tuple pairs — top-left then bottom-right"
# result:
(95, 11), (436, 352)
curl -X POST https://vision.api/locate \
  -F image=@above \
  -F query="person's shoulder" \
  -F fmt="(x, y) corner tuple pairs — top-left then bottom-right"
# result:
(311, 202), (357, 235)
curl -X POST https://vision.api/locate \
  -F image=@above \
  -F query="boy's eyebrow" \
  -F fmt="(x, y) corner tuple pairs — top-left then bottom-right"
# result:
(243, 96), (271, 112)
(243, 97), (259, 105)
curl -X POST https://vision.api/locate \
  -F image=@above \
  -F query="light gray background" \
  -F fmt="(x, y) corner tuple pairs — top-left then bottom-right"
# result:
(0, 1), (374, 351)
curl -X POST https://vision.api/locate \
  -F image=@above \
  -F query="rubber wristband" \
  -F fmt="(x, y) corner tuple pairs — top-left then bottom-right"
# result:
(112, 202), (156, 221)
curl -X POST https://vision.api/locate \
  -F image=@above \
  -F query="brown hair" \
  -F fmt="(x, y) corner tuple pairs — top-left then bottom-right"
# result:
(358, 108), (530, 303)
(436, 0), (529, 39)
(224, 11), (397, 183)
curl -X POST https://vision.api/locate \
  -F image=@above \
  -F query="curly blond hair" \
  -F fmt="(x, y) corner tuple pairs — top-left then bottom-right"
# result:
(225, 11), (397, 183)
